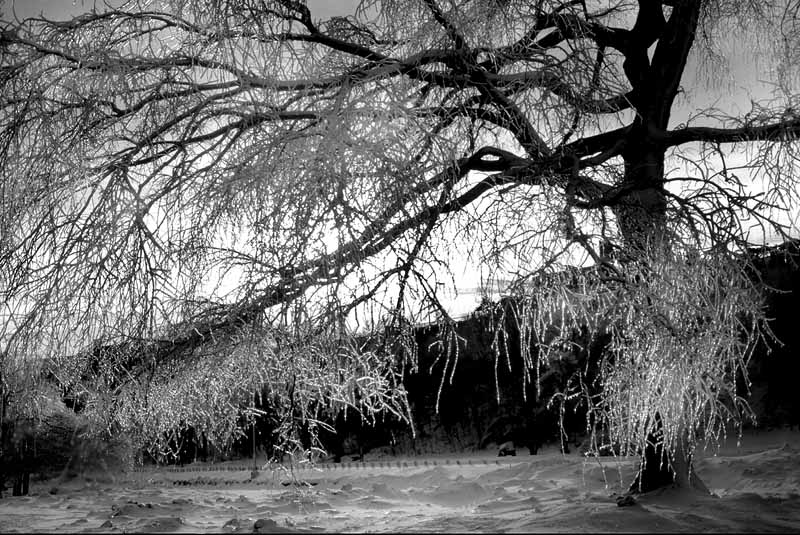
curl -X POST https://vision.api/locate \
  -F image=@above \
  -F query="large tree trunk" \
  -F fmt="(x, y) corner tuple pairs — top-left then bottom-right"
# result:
(617, 141), (668, 253)
(613, 0), (705, 494)
(618, 142), (711, 495)
(628, 414), (710, 494)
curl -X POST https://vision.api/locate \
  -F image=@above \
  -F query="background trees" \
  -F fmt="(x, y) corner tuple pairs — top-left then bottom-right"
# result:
(1, 0), (799, 490)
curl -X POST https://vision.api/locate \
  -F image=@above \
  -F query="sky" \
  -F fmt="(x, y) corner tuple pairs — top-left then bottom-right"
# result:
(2, 0), (797, 320)
(2, 0), (784, 114)
(1, 0), (361, 21)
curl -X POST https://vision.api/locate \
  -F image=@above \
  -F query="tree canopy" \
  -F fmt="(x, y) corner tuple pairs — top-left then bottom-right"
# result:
(1, 0), (799, 484)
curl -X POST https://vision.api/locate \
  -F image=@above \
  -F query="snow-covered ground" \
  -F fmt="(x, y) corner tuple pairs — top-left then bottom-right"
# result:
(1, 428), (799, 533)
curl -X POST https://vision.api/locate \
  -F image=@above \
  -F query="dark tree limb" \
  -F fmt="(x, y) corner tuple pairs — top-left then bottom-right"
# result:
(664, 118), (800, 146)
(641, 0), (701, 126)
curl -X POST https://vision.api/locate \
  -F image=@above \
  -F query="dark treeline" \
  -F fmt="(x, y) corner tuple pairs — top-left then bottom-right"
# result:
(4, 240), (799, 487)
(219, 239), (800, 463)
(125, 239), (800, 466)
(304, 238), (800, 461)
(744, 239), (800, 429)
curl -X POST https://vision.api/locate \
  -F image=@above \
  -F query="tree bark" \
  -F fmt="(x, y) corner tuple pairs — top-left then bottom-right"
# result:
(612, 1), (708, 495)
(616, 139), (668, 253)
(629, 414), (710, 494)
(618, 140), (711, 495)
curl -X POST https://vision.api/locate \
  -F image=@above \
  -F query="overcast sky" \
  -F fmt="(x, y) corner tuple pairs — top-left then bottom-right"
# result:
(2, 1), (791, 223)
(2, 0), (360, 21)
(2, 0), (778, 115)
(2, 0), (795, 317)
(3, 0), (778, 117)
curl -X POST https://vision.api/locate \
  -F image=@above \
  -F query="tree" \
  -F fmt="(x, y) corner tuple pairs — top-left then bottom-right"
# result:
(1, 0), (799, 491)
(0, 351), (50, 497)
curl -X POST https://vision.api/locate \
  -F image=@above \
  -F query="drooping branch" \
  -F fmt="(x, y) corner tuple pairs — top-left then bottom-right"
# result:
(86, 145), (543, 376)
(2, 0), (798, 486)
